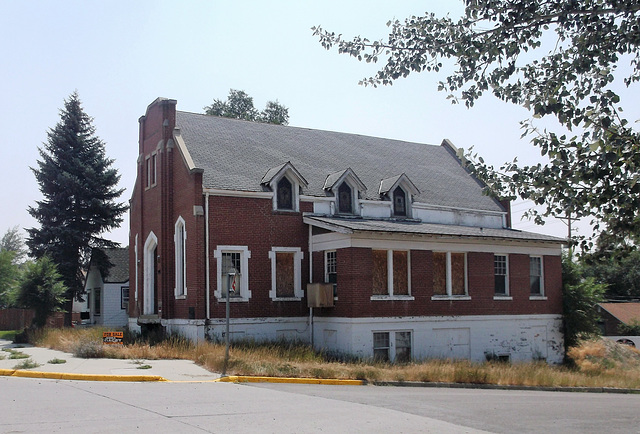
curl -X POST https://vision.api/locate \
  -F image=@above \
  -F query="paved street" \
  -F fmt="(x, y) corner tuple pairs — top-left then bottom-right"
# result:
(2, 377), (639, 433)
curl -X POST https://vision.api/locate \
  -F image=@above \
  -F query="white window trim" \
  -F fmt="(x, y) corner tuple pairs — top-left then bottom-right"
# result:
(145, 152), (158, 189)
(371, 250), (414, 301)
(332, 179), (361, 216)
(143, 232), (158, 315)
(325, 250), (337, 299)
(431, 252), (471, 300)
(268, 247), (304, 301)
(529, 255), (547, 300)
(214, 245), (251, 302)
(493, 254), (511, 300)
(174, 216), (187, 299)
(271, 174), (301, 212)
(372, 330), (413, 362)
(391, 186), (413, 218)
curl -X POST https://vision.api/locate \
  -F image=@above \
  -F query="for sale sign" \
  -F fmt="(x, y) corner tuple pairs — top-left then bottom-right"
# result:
(103, 331), (124, 345)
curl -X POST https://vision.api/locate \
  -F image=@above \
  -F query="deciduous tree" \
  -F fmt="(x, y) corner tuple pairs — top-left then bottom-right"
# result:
(204, 89), (290, 125)
(15, 256), (66, 328)
(314, 1), (640, 252)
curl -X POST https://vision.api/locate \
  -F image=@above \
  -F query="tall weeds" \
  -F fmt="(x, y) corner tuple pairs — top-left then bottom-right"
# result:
(31, 328), (640, 389)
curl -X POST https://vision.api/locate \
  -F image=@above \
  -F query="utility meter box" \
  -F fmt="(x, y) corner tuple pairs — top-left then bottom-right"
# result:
(306, 283), (334, 308)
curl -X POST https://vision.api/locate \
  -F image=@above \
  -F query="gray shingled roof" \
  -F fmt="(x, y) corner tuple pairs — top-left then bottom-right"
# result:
(175, 111), (503, 213)
(304, 215), (565, 243)
(104, 247), (129, 283)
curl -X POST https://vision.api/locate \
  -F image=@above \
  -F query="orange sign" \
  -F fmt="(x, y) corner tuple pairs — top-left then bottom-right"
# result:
(103, 331), (124, 345)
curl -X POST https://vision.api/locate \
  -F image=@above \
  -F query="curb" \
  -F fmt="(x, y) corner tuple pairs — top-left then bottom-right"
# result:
(0, 368), (167, 382)
(372, 381), (640, 394)
(217, 375), (364, 386)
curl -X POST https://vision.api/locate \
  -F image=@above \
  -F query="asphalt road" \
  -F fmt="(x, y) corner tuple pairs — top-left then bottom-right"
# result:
(1, 377), (639, 433)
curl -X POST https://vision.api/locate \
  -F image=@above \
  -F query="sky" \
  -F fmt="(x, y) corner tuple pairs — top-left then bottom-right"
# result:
(2, 0), (631, 247)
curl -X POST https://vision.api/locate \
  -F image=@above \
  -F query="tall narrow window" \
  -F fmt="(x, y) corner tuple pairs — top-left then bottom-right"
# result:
(121, 286), (129, 310)
(433, 252), (447, 295)
(530, 256), (543, 295)
(151, 153), (157, 186)
(338, 182), (353, 214)
(277, 176), (293, 210)
(395, 331), (412, 363)
(325, 250), (337, 297)
(269, 247), (303, 300)
(221, 252), (241, 298)
(275, 252), (295, 297)
(214, 246), (251, 301)
(174, 217), (186, 297)
(393, 187), (406, 216)
(393, 251), (409, 295)
(373, 332), (390, 361)
(94, 288), (101, 316)
(372, 250), (388, 295)
(494, 255), (508, 295)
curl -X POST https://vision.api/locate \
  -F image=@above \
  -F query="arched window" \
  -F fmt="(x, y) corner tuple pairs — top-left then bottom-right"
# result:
(174, 217), (186, 297)
(393, 188), (406, 216)
(338, 182), (353, 214)
(277, 176), (293, 210)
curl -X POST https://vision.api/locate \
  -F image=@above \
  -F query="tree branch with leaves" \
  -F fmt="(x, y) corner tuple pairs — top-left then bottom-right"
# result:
(314, 0), (640, 254)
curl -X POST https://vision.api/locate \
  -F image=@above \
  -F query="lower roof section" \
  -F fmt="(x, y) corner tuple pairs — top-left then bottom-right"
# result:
(303, 214), (565, 245)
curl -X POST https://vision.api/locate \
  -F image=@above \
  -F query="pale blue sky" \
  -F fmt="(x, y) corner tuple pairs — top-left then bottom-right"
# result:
(2, 0), (627, 246)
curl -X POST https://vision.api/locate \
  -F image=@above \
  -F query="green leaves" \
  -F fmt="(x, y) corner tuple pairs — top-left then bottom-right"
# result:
(204, 89), (290, 125)
(314, 1), (640, 253)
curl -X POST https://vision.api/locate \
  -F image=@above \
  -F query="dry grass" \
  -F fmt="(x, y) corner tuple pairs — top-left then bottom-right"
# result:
(31, 327), (640, 389)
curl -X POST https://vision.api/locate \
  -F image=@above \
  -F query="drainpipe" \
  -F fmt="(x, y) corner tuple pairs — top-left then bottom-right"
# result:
(205, 191), (211, 320)
(308, 224), (314, 347)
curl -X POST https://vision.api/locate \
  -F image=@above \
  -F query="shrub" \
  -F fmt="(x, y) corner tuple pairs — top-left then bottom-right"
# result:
(72, 339), (105, 358)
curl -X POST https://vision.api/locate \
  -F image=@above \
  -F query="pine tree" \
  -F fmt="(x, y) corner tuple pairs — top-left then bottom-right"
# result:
(26, 92), (127, 315)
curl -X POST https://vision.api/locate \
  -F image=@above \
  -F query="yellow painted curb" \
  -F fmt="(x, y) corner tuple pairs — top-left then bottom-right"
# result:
(4, 369), (167, 382)
(217, 375), (364, 386)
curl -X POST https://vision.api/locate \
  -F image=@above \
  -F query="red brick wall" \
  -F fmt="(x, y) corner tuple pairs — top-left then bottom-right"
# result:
(314, 248), (562, 318)
(208, 196), (313, 319)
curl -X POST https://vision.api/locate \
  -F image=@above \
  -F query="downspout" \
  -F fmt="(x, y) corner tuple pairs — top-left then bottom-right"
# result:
(308, 224), (314, 347)
(205, 191), (211, 320)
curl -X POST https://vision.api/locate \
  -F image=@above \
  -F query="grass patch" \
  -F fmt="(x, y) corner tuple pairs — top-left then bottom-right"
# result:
(30, 328), (640, 389)
(4, 349), (30, 359)
(48, 358), (66, 364)
(0, 330), (18, 341)
(14, 359), (40, 370)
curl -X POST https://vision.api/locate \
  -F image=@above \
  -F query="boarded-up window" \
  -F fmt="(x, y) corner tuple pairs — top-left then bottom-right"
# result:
(372, 250), (388, 295)
(393, 251), (409, 295)
(276, 252), (295, 297)
(451, 253), (466, 295)
(433, 252), (447, 295)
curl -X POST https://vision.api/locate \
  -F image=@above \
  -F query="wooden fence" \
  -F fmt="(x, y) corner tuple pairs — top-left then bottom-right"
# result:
(0, 309), (65, 330)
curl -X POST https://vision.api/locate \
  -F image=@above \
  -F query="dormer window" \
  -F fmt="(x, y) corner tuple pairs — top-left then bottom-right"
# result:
(393, 188), (406, 216)
(379, 173), (419, 219)
(277, 177), (293, 210)
(324, 168), (367, 217)
(261, 162), (308, 212)
(338, 182), (353, 214)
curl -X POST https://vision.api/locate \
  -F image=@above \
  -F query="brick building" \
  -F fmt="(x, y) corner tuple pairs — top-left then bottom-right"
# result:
(128, 97), (565, 363)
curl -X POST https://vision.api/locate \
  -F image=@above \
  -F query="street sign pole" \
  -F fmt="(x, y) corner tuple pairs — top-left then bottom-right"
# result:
(222, 272), (235, 376)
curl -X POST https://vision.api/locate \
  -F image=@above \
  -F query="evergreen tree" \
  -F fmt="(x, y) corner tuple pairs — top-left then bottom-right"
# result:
(26, 92), (127, 314)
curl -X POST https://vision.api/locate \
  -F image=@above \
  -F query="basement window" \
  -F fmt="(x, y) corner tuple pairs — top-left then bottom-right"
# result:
(373, 331), (412, 363)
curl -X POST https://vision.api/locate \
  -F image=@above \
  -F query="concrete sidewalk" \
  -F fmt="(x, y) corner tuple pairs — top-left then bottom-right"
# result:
(0, 339), (220, 382)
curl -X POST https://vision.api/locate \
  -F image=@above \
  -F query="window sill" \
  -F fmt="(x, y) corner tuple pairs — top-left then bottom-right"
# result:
(175, 294), (187, 300)
(217, 297), (250, 303)
(529, 295), (547, 300)
(431, 295), (471, 301)
(493, 295), (513, 301)
(271, 297), (302, 302)
(370, 295), (415, 301)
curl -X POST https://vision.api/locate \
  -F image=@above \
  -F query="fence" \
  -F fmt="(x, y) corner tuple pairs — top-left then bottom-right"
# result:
(0, 309), (66, 330)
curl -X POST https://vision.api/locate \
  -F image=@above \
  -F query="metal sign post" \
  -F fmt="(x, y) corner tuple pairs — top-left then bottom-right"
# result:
(222, 272), (236, 376)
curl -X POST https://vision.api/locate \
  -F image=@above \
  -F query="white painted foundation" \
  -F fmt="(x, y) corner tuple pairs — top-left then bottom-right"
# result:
(128, 314), (564, 364)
